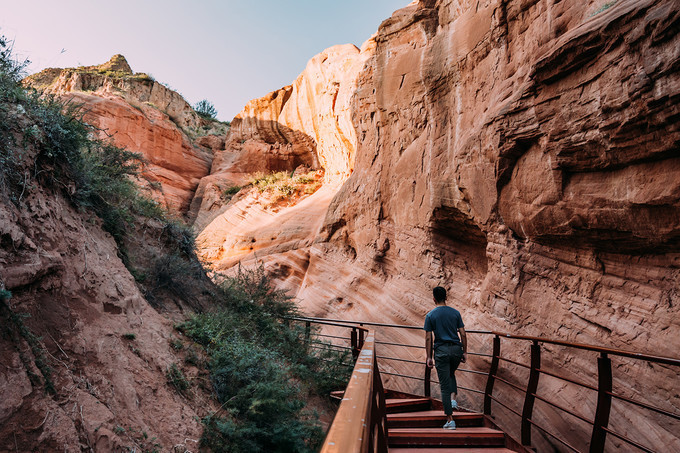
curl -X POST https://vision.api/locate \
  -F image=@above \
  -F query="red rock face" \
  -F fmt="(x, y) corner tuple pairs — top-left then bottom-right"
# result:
(290, 0), (680, 450)
(24, 56), (219, 214)
(0, 132), (212, 451)
(198, 0), (680, 450)
(70, 92), (212, 212)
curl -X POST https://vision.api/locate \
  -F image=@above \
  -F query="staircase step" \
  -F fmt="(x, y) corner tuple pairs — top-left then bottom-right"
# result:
(389, 449), (516, 452)
(388, 427), (506, 447)
(386, 398), (432, 413)
(388, 410), (484, 428)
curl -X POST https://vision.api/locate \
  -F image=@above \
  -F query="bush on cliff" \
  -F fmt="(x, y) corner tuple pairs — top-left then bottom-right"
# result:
(178, 266), (353, 453)
(194, 99), (217, 119)
(247, 170), (323, 205)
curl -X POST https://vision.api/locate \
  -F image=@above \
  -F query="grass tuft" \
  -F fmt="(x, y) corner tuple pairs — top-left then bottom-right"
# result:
(591, 0), (617, 16)
(166, 363), (190, 395)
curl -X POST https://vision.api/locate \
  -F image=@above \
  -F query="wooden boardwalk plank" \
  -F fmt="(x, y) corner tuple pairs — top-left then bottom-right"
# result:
(389, 448), (516, 452)
(388, 427), (506, 447)
(387, 410), (484, 428)
(386, 397), (433, 413)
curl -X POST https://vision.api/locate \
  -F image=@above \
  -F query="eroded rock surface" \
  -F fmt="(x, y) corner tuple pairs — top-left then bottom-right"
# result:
(193, 43), (374, 256)
(0, 125), (213, 452)
(195, 0), (680, 450)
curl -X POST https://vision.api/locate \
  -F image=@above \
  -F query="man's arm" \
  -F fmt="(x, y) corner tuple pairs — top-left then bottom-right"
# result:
(425, 331), (434, 368)
(459, 327), (467, 363)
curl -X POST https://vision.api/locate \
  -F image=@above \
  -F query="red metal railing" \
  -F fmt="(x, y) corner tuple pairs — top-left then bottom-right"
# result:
(291, 316), (680, 453)
(297, 318), (388, 453)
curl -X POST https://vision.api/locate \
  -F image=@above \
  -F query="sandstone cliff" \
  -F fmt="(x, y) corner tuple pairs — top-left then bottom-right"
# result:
(192, 0), (680, 450)
(316, 0), (680, 450)
(24, 55), (227, 213)
(193, 43), (374, 265)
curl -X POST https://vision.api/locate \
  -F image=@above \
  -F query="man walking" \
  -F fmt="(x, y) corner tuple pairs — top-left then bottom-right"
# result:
(424, 286), (467, 429)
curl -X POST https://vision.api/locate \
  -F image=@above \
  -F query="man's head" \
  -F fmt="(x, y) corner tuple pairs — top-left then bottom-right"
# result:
(433, 286), (447, 303)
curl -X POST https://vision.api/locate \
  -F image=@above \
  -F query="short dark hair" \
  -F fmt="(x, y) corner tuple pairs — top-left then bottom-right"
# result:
(433, 286), (447, 302)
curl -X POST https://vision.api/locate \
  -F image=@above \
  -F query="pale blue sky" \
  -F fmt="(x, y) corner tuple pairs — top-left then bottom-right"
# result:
(1, 0), (407, 121)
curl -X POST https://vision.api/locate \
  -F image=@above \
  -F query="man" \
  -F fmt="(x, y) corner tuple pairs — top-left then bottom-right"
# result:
(424, 286), (467, 429)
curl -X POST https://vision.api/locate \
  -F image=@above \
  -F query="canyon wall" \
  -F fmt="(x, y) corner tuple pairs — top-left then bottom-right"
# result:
(194, 0), (680, 450)
(0, 106), (214, 451)
(317, 0), (680, 450)
(193, 43), (375, 269)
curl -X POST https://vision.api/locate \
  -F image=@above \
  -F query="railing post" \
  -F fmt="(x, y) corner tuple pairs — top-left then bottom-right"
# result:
(521, 340), (541, 446)
(484, 335), (501, 416)
(424, 364), (431, 397)
(372, 354), (388, 453)
(351, 328), (359, 360)
(359, 324), (365, 349)
(305, 321), (311, 347)
(590, 352), (613, 453)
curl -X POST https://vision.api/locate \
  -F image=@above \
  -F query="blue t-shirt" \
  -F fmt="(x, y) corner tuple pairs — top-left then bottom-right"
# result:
(424, 305), (464, 347)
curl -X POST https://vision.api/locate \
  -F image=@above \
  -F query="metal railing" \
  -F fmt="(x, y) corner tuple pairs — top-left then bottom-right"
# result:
(290, 316), (680, 453)
(301, 319), (387, 453)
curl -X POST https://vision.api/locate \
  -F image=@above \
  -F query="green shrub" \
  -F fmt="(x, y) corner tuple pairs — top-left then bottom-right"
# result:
(144, 252), (203, 305)
(194, 99), (217, 119)
(169, 338), (183, 350)
(166, 363), (189, 395)
(122, 333), (136, 340)
(0, 298), (55, 394)
(222, 185), (241, 201)
(161, 220), (196, 258)
(177, 267), (352, 452)
(184, 346), (201, 366)
(223, 185), (241, 195)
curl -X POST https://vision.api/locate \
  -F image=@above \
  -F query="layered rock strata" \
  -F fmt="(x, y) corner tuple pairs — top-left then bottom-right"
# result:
(311, 0), (680, 450)
(193, 43), (374, 259)
(24, 56), (223, 213)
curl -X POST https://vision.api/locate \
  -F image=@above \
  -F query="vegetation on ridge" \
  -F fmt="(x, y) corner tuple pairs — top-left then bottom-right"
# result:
(194, 98), (218, 119)
(247, 169), (323, 206)
(178, 266), (353, 453)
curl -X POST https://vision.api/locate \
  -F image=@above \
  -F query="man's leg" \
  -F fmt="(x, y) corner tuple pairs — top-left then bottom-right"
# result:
(434, 346), (453, 420)
(449, 345), (463, 407)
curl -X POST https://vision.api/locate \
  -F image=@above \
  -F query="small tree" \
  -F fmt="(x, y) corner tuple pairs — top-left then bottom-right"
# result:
(194, 99), (217, 119)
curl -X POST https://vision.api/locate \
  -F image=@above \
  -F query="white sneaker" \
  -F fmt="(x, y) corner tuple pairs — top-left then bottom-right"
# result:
(443, 420), (456, 429)
(451, 399), (459, 410)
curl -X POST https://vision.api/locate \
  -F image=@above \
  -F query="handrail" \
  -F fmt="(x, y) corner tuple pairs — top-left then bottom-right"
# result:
(292, 316), (680, 453)
(320, 327), (388, 453)
(290, 316), (680, 366)
(293, 315), (492, 335)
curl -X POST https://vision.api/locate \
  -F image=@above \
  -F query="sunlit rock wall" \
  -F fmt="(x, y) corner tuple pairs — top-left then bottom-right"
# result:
(286, 0), (680, 450)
